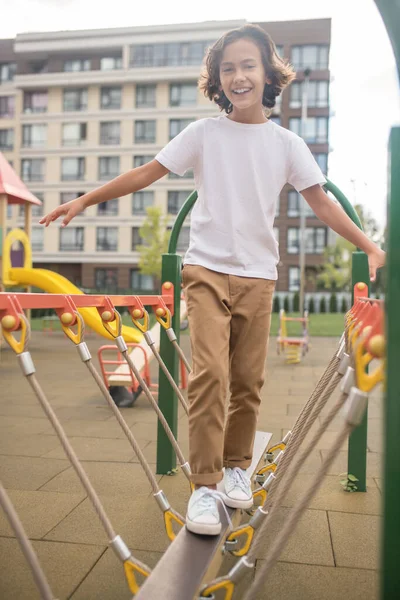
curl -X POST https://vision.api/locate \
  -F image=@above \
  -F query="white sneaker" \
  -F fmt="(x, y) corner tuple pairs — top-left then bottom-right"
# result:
(223, 467), (253, 509)
(186, 487), (221, 535)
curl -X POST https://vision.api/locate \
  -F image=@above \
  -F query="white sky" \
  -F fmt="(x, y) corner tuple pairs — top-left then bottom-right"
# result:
(1, 0), (399, 226)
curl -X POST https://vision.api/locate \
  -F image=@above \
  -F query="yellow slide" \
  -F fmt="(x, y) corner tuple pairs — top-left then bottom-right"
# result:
(8, 267), (142, 343)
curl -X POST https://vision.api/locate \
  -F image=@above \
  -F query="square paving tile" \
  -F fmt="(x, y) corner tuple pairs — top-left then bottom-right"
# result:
(0, 432), (61, 457)
(280, 474), (381, 515)
(254, 561), (379, 600)
(42, 436), (144, 462)
(41, 461), (161, 498)
(0, 489), (85, 539)
(70, 547), (162, 600)
(251, 507), (334, 566)
(0, 456), (69, 490)
(328, 511), (381, 569)
(0, 536), (104, 600)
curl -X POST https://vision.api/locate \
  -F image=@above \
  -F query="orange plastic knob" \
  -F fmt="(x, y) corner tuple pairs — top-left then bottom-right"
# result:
(368, 334), (385, 358)
(61, 312), (74, 325)
(1, 315), (16, 330)
(101, 310), (113, 322)
(156, 308), (165, 317)
(132, 309), (143, 319)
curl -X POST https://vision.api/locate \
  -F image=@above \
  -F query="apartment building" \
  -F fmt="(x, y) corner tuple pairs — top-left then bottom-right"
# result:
(0, 18), (331, 292)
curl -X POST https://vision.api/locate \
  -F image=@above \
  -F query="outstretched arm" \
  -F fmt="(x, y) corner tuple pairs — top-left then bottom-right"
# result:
(301, 184), (385, 282)
(39, 160), (169, 228)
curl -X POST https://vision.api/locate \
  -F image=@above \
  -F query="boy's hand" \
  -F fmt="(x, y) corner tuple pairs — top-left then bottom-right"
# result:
(39, 197), (86, 228)
(367, 247), (385, 282)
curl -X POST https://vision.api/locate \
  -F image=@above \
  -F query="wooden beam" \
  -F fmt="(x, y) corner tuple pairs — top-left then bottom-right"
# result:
(135, 431), (272, 600)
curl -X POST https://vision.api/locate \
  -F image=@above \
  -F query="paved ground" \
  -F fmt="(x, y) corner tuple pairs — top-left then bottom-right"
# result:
(0, 329), (382, 599)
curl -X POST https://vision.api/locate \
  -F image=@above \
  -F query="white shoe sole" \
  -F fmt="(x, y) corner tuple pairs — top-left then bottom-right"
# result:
(222, 493), (254, 509)
(186, 517), (221, 536)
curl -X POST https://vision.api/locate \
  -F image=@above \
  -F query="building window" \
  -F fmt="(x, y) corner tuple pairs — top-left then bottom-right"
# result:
(130, 41), (212, 68)
(136, 85), (156, 108)
(134, 120), (156, 143)
(288, 267), (300, 292)
(21, 159), (45, 182)
(60, 227), (84, 251)
(64, 59), (91, 72)
(60, 192), (85, 204)
(313, 152), (328, 174)
(0, 63), (16, 83)
(131, 227), (143, 251)
(62, 123), (87, 146)
(97, 227), (118, 251)
(98, 156), (120, 179)
(130, 269), (154, 291)
(176, 227), (190, 252)
(0, 128), (14, 150)
(100, 86), (122, 109)
(291, 45), (329, 70)
(97, 199), (119, 216)
(23, 91), (48, 114)
(31, 227), (44, 251)
(168, 191), (190, 214)
(169, 168), (194, 180)
(287, 190), (315, 218)
(169, 119), (194, 140)
(289, 81), (329, 108)
(22, 124), (47, 148)
(0, 96), (15, 118)
(288, 117), (329, 144)
(270, 116), (281, 125)
(95, 268), (118, 291)
(31, 192), (44, 217)
(100, 56), (122, 70)
(133, 155), (153, 168)
(100, 121), (120, 145)
(61, 158), (85, 181)
(287, 228), (300, 254)
(170, 83), (197, 106)
(63, 89), (88, 111)
(305, 227), (327, 254)
(132, 191), (154, 214)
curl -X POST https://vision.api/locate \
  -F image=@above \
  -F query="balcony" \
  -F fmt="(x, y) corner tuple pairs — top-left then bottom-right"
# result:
(14, 64), (203, 89)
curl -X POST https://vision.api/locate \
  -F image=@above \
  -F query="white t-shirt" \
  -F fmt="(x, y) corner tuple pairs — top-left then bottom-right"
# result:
(155, 115), (326, 280)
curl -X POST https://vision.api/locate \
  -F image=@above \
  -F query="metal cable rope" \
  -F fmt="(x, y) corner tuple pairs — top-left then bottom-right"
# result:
(0, 482), (55, 600)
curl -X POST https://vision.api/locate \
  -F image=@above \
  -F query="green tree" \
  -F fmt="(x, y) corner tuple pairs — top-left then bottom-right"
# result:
(340, 296), (348, 313)
(329, 292), (338, 313)
(317, 203), (384, 292)
(273, 295), (281, 313)
(137, 206), (170, 291)
(320, 296), (327, 313)
(308, 296), (315, 314)
(283, 295), (290, 313)
(293, 291), (300, 312)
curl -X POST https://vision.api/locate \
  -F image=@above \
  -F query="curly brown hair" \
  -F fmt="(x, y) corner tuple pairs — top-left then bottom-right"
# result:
(199, 24), (296, 114)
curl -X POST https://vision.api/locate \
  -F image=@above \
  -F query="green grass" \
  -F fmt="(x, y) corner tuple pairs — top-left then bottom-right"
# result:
(270, 312), (345, 337)
(28, 312), (344, 337)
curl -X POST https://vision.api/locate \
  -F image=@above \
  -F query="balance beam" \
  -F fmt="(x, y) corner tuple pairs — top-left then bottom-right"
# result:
(135, 430), (272, 600)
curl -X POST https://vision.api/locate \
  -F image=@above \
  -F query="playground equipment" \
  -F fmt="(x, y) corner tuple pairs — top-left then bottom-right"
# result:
(1, 1), (398, 594)
(1, 228), (142, 343)
(276, 308), (309, 364)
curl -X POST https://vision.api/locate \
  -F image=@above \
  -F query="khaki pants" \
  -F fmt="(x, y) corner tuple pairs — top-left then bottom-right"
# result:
(182, 265), (275, 486)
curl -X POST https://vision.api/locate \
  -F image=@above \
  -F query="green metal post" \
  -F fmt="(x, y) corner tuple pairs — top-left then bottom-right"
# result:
(156, 252), (182, 474)
(347, 252), (370, 492)
(156, 191), (197, 474)
(381, 127), (400, 599)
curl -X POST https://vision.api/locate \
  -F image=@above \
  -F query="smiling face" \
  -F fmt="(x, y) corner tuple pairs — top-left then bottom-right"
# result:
(219, 38), (270, 122)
